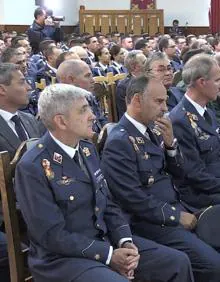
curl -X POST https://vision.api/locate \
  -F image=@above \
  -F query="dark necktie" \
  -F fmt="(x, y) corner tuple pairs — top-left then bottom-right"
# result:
(11, 115), (27, 141)
(204, 110), (212, 126)
(73, 150), (81, 168)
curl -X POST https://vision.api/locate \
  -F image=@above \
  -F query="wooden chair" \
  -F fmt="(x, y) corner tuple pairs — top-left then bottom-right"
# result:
(93, 72), (127, 123)
(96, 122), (117, 154)
(0, 138), (39, 282)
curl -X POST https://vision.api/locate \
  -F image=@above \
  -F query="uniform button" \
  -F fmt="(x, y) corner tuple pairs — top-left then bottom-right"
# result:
(38, 143), (43, 149)
(94, 254), (101, 260)
(95, 207), (99, 212)
(69, 195), (75, 201)
(96, 223), (100, 228)
(171, 206), (176, 211)
(170, 216), (175, 221)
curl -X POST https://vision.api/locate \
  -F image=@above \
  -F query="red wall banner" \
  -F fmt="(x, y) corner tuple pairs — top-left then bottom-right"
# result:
(131, 0), (156, 10)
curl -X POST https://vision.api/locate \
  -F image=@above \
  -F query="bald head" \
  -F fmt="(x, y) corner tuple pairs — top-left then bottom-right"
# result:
(56, 59), (94, 92)
(69, 46), (88, 59)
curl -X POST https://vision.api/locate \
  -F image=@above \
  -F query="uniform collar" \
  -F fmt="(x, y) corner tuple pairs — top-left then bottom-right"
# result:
(113, 61), (122, 68)
(125, 112), (147, 136)
(49, 132), (79, 159)
(185, 94), (206, 117)
(0, 109), (18, 123)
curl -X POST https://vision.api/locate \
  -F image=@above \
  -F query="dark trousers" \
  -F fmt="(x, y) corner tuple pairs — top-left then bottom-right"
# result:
(134, 223), (220, 282)
(74, 235), (193, 282)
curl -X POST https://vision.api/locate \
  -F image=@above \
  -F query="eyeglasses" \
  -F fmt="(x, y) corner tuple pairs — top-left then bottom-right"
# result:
(147, 65), (173, 73)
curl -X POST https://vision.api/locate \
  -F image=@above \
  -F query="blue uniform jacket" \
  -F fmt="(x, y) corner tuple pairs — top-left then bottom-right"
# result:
(101, 115), (186, 229)
(116, 75), (132, 119)
(167, 87), (185, 111)
(92, 63), (114, 77)
(15, 132), (132, 282)
(110, 62), (128, 75)
(169, 96), (220, 209)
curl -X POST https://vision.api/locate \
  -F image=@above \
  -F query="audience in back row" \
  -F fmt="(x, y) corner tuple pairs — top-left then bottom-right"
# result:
(1, 6), (220, 281)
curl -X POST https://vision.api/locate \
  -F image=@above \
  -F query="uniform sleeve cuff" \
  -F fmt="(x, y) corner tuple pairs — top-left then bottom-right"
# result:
(118, 238), (133, 248)
(106, 246), (113, 265)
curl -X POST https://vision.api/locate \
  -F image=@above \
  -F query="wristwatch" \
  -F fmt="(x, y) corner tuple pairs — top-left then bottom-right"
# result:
(164, 138), (178, 150)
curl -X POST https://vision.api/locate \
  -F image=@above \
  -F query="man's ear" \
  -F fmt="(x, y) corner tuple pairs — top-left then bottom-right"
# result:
(131, 93), (142, 111)
(196, 77), (206, 88)
(0, 84), (7, 97)
(53, 114), (67, 130)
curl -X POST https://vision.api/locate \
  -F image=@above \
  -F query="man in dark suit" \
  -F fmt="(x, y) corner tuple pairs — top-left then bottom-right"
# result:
(101, 75), (220, 282)
(14, 83), (193, 282)
(0, 63), (43, 282)
(169, 54), (220, 209)
(0, 63), (42, 159)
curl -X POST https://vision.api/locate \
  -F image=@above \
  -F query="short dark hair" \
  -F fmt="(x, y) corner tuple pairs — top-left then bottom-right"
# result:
(110, 45), (121, 60)
(158, 37), (169, 52)
(44, 46), (59, 60)
(135, 39), (148, 50)
(94, 47), (105, 62)
(173, 19), (179, 25)
(182, 49), (205, 65)
(39, 40), (55, 54)
(11, 36), (26, 48)
(126, 75), (151, 104)
(84, 35), (96, 45)
(34, 7), (45, 19)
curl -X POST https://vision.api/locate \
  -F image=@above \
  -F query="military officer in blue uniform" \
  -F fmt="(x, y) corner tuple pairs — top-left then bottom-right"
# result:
(101, 75), (220, 282)
(169, 54), (220, 210)
(14, 83), (193, 282)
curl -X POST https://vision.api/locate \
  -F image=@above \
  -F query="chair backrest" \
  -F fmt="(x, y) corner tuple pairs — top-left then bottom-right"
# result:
(93, 72), (127, 123)
(97, 122), (117, 154)
(0, 138), (39, 282)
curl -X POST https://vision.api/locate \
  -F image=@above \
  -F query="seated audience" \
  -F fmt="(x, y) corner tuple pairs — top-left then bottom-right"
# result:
(109, 45), (127, 75)
(158, 36), (182, 72)
(101, 75), (220, 282)
(36, 45), (62, 85)
(92, 47), (113, 77)
(85, 35), (99, 65)
(14, 83), (193, 282)
(170, 54), (220, 209)
(135, 38), (153, 57)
